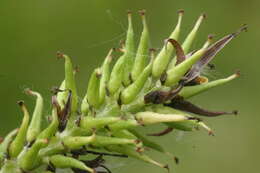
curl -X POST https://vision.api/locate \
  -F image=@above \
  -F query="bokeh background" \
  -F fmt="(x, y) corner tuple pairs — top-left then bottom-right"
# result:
(0, 0), (259, 172)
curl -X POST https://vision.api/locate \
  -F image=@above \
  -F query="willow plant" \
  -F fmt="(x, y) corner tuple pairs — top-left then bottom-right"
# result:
(0, 10), (246, 173)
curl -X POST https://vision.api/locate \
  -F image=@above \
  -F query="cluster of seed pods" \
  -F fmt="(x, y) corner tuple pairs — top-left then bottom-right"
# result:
(0, 10), (246, 173)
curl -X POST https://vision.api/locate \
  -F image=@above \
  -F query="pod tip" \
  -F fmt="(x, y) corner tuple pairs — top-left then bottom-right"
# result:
(17, 100), (24, 106)
(96, 70), (102, 77)
(177, 9), (184, 15)
(149, 48), (157, 53)
(57, 51), (64, 59)
(127, 10), (132, 15)
(201, 13), (207, 19)
(139, 9), (146, 16)
(208, 34), (215, 40)
(235, 70), (241, 77)
(208, 130), (215, 136)
(232, 110), (238, 115)
(24, 88), (32, 95)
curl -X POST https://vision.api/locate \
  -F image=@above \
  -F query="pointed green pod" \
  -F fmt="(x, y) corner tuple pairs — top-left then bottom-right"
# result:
(152, 10), (183, 79)
(182, 14), (206, 53)
(179, 72), (240, 99)
(122, 11), (135, 86)
(80, 116), (121, 132)
(151, 105), (201, 131)
(37, 107), (59, 139)
(92, 136), (139, 147)
(18, 139), (48, 171)
(136, 111), (188, 125)
(84, 68), (102, 109)
(165, 48), (207, 86)
(109, 112), (188, 130)
(57, 52), (78, 113)
(9, 101), (30, 158)
(38, 142), (65, 157)
(108, 119), (139, 131)
(99, 49), (113, 105)
(24, 89), (44, 143)
(45, 155), (95, 173)
(57, 68), (78, 109)
(112, 129), (137, 139)
(121, 51), (153, 104)
(63, 135), (95, 150)
(107, 54), (125, 95)
(0, 129), (18, 164)
(131, 10), (150, 81)
(106, 145), (167, 169)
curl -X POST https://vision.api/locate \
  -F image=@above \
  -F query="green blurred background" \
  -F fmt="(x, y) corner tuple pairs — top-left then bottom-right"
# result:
(0, 0), (259, 172)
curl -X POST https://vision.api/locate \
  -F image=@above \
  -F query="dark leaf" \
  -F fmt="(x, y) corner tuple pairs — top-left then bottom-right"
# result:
(166, 97), (238, 117)
(165, 39), (186, 65)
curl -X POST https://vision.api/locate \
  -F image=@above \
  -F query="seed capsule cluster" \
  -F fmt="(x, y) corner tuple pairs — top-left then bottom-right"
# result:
(0, 10), (246, 173)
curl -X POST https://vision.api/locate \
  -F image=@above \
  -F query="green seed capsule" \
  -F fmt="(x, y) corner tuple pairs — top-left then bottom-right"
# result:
(9, 101), (30, 158)
(135, 111), (188, 125)
(57, 68), (78, 109)
(57, 52), (78, 113)
(0, 129), (18, 164)
(24, 89), (44, 143)
(45, 154), (95, 173)
(121, 51), (153, 104)
(182, 14), (206, 53)
(108, 119), (139, 131)
(38, 141), (65, 157)
(150, 105), (213, 134)
(179, 72), (240, 99)
(63, 135), (95, 150)
(80, 116), (121, 133)
(84, 68), (102, 109)
(131, 10), (149, 81)
(92, 135), (139, 147)
(99, 49), (113, 105)
(165, 48), (207, 86)
(106, 145), (167, 169)
(152, 10), (183, 79)
(18, 139), (48, 171)
(37, 107), (59, 139)
(151, 105), (200, 131)
(112, 129), (137, 139)
(122, 11), (135, 86)
(107, 54), (125, 95)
